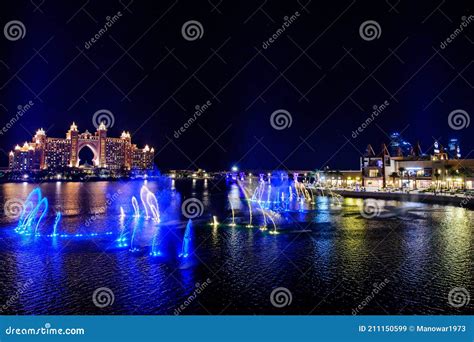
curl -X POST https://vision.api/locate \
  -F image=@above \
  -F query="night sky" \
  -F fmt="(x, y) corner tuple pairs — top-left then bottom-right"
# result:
(0, 0), (472, 171)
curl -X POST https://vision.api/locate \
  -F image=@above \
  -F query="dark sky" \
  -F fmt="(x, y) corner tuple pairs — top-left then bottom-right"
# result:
(0, 0), (472, 171)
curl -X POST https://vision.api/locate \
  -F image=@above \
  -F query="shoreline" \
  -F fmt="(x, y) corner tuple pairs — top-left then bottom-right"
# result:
(331, 189), (474, 209)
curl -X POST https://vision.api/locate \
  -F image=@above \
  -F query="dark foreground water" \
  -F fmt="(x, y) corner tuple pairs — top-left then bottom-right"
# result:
(0, 179), (472, 315)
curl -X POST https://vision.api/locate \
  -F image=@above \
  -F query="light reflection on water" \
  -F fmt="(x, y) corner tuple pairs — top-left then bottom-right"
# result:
(0, 179), (472, 315)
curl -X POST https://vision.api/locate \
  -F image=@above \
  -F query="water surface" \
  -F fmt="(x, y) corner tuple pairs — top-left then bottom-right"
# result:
(0, 179), (472, 315)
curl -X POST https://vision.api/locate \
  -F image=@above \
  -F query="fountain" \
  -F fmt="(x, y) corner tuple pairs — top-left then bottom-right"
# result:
(117, 207), (128, 247)
(131, 196), (140, 217)
(146, 191), (160, 223)
(52, 211), (61, 237)
(140, 186), (150, 219)
(228, 196), (236, 227)
(150, 225), (162, 256)
(238, 184), (253, 227)
(179, 219), (193, 258)
(16, 188), (49, 236)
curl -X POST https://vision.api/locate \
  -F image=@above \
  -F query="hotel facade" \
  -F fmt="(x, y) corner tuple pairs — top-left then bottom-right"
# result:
(8, 123), (154, 173)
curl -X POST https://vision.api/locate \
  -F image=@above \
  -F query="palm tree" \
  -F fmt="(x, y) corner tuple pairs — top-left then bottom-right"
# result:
(398, 167), (406, 189)
(458, 168), (472, 190)
(444, 165), (453, 190)
(434, 171), (441, 193)
(334, 170), (343, 187)
(390, 172), (399, 188)
(448, 167), (459, 190)
(412, 170), (418, 190)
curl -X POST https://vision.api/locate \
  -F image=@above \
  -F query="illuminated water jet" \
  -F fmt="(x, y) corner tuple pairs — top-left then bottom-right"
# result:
(228, 197), (236, 227)
(150, 226), (162, 257)
(131, 196), (140, 217)
(146, 191), (160, 223)
(117, 207), (128, 247)
(16, 188), (43, 234)
(52, 211), (61, 237)
(179, 219), (193, 258)
(140, 186), (150, 219)
(16, 188), (49, 236)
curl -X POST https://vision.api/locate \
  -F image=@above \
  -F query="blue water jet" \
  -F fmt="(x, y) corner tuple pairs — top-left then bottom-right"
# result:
(140, 186), (150, 219)
(52, 211), (61, 237)
(16, 188), (49, 236)
(179, 219), (193, 258)
(131, 196), (140, 217)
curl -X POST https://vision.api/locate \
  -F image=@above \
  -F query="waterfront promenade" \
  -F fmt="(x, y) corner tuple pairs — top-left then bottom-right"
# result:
(331, 189), (474, 209)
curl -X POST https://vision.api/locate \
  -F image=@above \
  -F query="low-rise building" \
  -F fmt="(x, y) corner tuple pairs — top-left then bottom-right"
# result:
(361, 134), (473, 190)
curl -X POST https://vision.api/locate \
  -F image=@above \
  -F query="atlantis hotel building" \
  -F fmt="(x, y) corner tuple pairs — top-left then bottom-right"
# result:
(8, 122), (154, 172)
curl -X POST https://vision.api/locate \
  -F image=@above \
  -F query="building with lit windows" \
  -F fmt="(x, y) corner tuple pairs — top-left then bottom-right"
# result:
(8, 123), (155, 173)
(361, 133), (473, 190)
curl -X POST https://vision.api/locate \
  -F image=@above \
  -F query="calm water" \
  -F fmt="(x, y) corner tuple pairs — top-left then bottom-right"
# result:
(0, 179), (472, 315)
